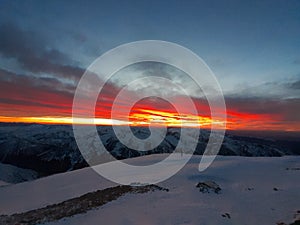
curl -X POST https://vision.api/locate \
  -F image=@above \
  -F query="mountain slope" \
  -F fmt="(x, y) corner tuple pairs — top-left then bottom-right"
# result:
(0, 162), (38, 185)
(0, 155), (299, 225)
(0, 123), (298, 176)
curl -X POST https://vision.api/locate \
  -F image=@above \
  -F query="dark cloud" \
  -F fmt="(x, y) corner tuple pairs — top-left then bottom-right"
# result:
(225, 96), (300, 121)
(0, 68), (75, 116)
(228, 78), (300, 100)
(0, 68), (75, 94)
(0, 22), (84, 81)
(0, 68), (132, 118)
(289, 80), (300, 90)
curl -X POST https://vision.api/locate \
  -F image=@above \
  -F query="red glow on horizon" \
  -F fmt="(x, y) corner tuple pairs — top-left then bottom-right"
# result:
(0, 106), (298, 131)
(0, 82), (299, 131)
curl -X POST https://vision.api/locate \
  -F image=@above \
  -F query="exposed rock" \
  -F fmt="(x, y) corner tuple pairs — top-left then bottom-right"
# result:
(196, 181), (221, 194)
(221, 213), (231, 219)
(0, 184), (168, 225)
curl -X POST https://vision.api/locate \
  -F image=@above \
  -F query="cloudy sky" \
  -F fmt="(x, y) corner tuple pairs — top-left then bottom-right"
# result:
(0, 0), (299, 130)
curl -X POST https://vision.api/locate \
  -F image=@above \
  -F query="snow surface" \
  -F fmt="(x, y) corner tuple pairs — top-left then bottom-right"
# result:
(0, 154), (299, 225)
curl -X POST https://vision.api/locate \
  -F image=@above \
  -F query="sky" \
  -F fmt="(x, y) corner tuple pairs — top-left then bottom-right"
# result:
(0, 0), (299, 130)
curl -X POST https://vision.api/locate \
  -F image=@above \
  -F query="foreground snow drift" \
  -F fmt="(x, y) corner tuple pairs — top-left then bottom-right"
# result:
(0, 154), (299, 225)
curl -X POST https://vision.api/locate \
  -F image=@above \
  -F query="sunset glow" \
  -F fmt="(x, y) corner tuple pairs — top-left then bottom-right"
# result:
(129, 109), (216, 128)
(0, 116), (127, 126)
(1, 105), (298, 131)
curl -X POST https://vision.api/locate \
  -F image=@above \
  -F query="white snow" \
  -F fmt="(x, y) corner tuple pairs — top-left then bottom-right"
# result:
(0, 154), (299, 225)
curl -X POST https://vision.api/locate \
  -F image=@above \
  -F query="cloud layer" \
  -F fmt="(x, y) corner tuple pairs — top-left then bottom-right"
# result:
(0, 22), (299, 130)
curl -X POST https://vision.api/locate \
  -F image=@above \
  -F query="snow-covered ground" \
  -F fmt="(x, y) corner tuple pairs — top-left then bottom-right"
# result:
(0, 154), (299, 225)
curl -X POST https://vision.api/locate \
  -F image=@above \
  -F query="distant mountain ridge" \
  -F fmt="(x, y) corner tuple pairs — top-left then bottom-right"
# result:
(0, 123), (299, 176)
(0, 162), (38, 185)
